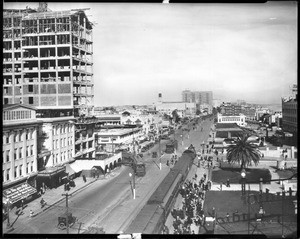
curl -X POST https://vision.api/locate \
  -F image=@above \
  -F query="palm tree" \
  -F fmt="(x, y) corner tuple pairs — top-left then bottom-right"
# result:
(226, 134), (261, 169)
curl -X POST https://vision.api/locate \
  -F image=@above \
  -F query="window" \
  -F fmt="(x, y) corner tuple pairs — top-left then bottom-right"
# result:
(28, 85), (33, 92)
(19, 165), (22, 176)
(19, 147), (22, 158)
(14, 149), (17, 160)
(19, 131), (22, 141)
(6, 150), (10, 162)
(6, 134), (9, 144)
(29, 97), (33, 104)
(31, 164), (33, 172)
(26, 146), (29, 157)
(26, 163), (29, 173)
(7, 169), (10, 181)
(14, 133), (18, 142)
(30, 145), (33, 155)
(15, 166), (17, 177)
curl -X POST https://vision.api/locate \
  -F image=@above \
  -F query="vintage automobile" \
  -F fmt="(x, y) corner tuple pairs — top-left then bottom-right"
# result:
(57, 212), (76, 230)
(152, 152), (158, 158)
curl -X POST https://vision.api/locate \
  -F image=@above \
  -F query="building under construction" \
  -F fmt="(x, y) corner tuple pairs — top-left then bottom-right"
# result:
(2, 4), (97, 196)
(3, 3), (94, 117)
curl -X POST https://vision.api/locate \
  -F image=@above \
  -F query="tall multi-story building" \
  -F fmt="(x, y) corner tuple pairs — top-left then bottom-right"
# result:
(3, 6), (94, 116)
(182, 90), (193, 103)
(282, 84), (297, 145)
(182, 90), (213, 106)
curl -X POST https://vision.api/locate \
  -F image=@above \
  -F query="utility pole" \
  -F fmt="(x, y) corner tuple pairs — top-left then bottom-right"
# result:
(62, 192), (71, 234)
(158, 129), (161, 170)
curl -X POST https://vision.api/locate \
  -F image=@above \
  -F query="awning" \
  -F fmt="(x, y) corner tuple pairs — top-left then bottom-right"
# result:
(3, 182), (37, 205)
(37, 166), (65, 177)
(65, 163), (76, 175)
(69, 160), (105, 173)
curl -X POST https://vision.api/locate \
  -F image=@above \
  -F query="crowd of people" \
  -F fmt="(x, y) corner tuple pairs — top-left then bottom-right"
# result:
(170, 169), (212, 234)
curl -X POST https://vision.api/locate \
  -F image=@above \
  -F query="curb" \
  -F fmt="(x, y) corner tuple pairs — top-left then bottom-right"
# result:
(119, 167), (170, 233)
(33, 178), (99, 217)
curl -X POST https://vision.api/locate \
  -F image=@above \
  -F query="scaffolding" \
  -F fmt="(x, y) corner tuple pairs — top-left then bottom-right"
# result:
(3, 7), (94, 117)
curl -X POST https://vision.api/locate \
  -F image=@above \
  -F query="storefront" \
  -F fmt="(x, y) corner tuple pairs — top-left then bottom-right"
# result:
(36, 166), (67, 190)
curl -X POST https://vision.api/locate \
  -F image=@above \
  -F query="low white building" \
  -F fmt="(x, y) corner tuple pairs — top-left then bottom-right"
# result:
(96, 127), (142, 153)
(217, 113), (247, 127)
(155, 101), (196, 118)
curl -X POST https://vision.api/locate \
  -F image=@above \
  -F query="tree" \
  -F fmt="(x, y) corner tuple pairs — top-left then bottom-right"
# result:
(172, 110), (180, 123)
(226, 134), (261, 169)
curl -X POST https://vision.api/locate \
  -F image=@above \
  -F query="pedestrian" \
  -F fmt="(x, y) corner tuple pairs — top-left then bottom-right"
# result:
(82, 174), (86, 183)
(220, 182), (223, 191)
(29, 210), (34, 218)
(212, 207), (215, 218)
(226, 213), (230, 222)
(40, 186), (44, 195)
(226, 179), (230, 187)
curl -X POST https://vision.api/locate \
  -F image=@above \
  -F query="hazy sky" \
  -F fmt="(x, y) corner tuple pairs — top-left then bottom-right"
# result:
(4, 2), (297, 106)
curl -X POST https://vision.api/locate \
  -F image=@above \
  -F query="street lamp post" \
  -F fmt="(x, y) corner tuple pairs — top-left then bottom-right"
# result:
(5, 199), (12, 230)
(241, 169), (246, 196)
(129, 171), (136, 199)
(158, 130), (161, 170)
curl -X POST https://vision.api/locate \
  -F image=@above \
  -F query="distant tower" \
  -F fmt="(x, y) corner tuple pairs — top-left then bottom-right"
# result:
(158, 93), (162, 103)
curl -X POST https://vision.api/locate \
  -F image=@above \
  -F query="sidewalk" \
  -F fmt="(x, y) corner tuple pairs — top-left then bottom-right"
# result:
(2, 167), (123, 234)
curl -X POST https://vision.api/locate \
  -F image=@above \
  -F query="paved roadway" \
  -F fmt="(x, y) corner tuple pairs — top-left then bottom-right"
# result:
(8, 126), (181, 234)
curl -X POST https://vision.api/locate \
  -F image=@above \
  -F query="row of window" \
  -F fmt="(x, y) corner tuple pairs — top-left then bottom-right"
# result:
(282, 108), (297, 115)
(219, 117), (245, 122)
(283, 117), (297, 123)
(53, 150), (73, 164)
(3, 145), (34, 163)
(53, 124), (73, 135)
(3, 129), (34, 145)
(3, 110), (32, 121)
(53, 137), (73, 149)
(3, 162), (34, 182)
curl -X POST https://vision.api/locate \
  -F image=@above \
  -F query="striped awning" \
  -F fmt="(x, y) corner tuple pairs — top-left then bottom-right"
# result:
(3, 182), (37, 205)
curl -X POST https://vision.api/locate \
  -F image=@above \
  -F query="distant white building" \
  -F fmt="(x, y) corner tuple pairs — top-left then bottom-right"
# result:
(255, 108), (271, 121)
(217, 113), (247, 127)
(155, 101), (196, 117)
(199, 103), (213, 114)
(213, 99), (222, 108)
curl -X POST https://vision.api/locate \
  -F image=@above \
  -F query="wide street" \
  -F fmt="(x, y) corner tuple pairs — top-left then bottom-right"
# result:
(8, 121), (195, 234)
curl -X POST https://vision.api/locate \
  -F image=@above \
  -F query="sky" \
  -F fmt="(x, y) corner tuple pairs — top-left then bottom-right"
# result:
(4, 2), (297, 107)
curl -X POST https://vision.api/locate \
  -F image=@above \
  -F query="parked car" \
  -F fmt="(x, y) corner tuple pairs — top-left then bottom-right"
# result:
(57, 212), (76, 230)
